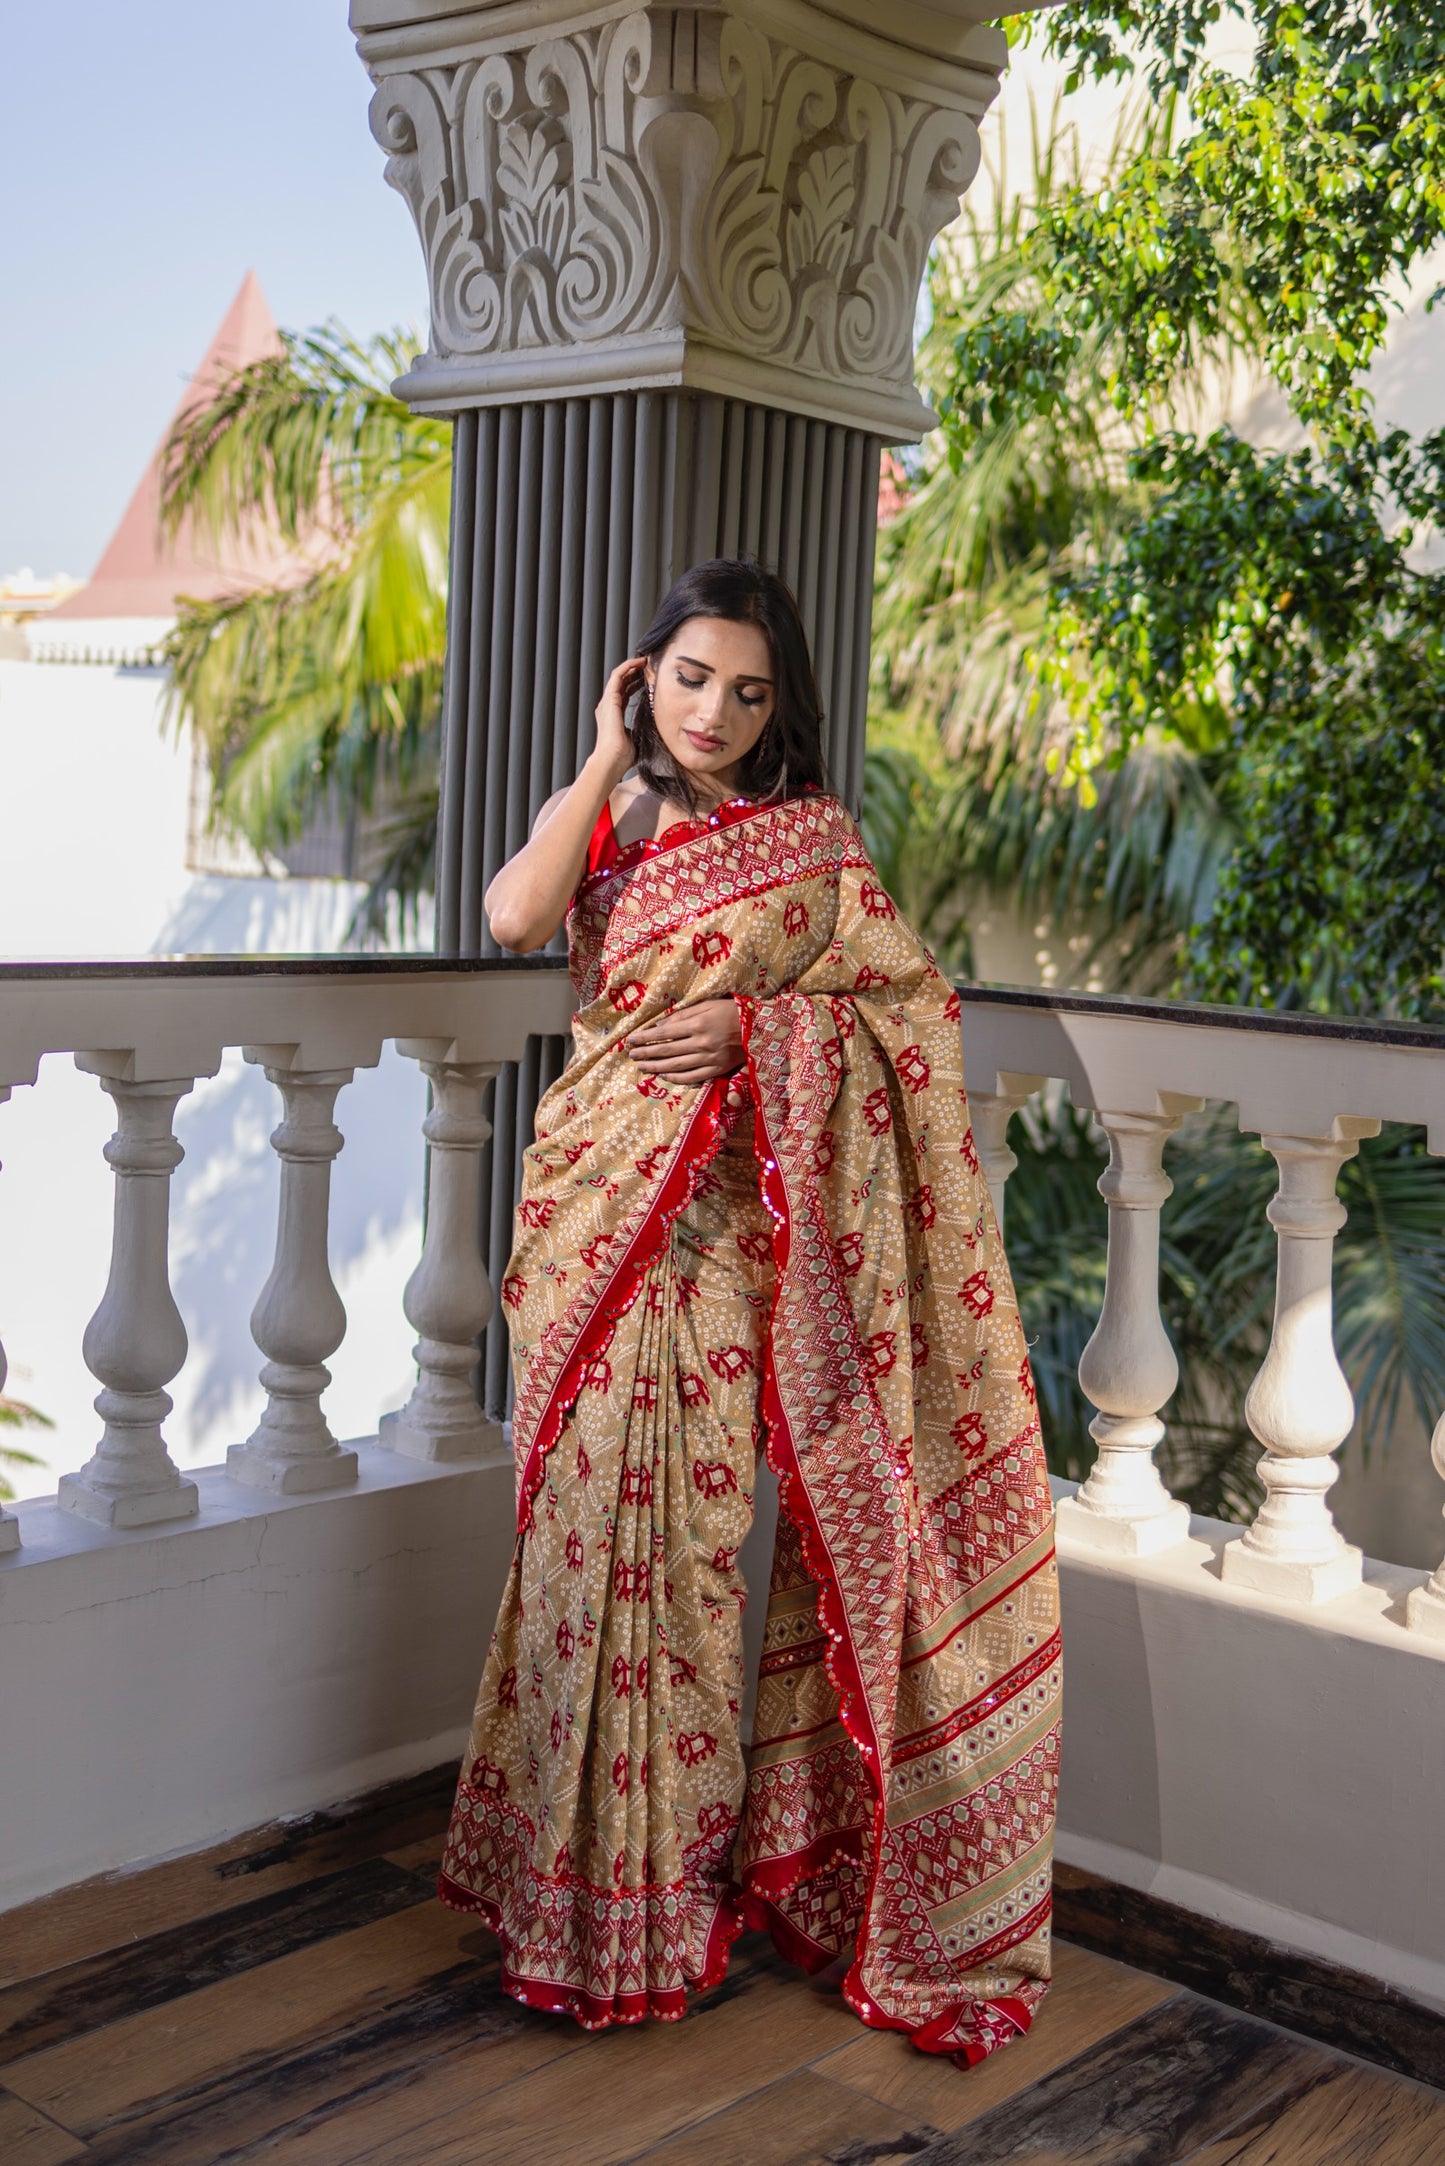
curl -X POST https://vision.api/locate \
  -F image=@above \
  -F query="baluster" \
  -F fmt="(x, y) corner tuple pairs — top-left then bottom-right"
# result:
(226, 1057), (358, 1493)
(58, 1065), (200, 1528)
(1221, 1121), (1379, 1602)
(1057, 1102), (1201, 1555)
(968, 1075), (1043, 1237)
(0, 1087), (17, 1553)
(1405, 1412), (1445, 1640)
(381, 1051), (505, 1463)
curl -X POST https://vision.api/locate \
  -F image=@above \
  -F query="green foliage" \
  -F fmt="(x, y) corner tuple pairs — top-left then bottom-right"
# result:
(161, 326), (449, 935)
(945, 5), (1445, 1017)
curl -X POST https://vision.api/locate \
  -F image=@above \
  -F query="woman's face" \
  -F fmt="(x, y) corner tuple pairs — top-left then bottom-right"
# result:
(645, 615), (775, 797)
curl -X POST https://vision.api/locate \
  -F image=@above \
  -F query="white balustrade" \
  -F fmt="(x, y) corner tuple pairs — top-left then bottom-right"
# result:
(1057, 1101), (1201, 1556)
(226, 1057), (359, 1495)
(968, 1073), (1044, 1236)
(381, 1050), (505, 1464)
(57, 1064), (200, 1528)
(1220, 1122), (1380, 1603)
(0, 1085), (17, 1554)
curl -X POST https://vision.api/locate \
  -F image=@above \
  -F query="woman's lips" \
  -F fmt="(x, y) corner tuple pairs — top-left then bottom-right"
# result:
(683, 729), (724, 752)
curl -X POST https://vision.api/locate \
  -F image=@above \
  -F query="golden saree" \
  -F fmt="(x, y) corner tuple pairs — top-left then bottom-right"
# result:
(439, 789), (1061, 2066)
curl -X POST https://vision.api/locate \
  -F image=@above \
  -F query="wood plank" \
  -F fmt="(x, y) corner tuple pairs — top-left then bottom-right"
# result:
(0, 2088), (85, 2164)
(0, 1763), (456, 1989)
(898, 1994), (1332, 2164)
(1054, 1865), (1445, 2090)
(3, 1899), (492, 2138)
(224, 1934), (865, 2166)
(0, 1857), (430, 2065)
(384, 1834), (448, 1878)
(76, 1946), (582, 2166)
(815, 1940), (1176, 2133)
(625, 2067), (942, 2166)
(1178, 2060), (1445, 2166)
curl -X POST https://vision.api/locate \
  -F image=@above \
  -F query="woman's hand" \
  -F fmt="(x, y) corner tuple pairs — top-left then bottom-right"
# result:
(594, 654), (646, 784)
(628, 997), (744, 1086)
(482, 654), (643, 951)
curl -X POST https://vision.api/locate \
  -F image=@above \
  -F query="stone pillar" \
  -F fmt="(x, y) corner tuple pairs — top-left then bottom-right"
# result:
(381, 1049), (506, 1463)
(969, 1078), (1042, 1240)
(58, 1067), (200, 1529)
(1057, 1104), (1201, 1557)
(226, 1058), (360, 1495)
(1221, 1122), (1379, 1603)
(352, 0), (1038, 1412)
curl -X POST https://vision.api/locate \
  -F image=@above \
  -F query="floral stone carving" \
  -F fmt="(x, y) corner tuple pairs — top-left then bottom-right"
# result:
(360, 1), (1007, 434)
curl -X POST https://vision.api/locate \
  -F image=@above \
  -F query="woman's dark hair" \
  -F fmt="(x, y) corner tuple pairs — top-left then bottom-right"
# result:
(627, 558), (831, 816)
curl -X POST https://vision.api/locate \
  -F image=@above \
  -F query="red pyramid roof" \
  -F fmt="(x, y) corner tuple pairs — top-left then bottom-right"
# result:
(52, 272), (302, 620)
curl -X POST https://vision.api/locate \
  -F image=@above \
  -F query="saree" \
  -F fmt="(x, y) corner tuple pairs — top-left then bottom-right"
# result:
(439, 787), (1061, 2066)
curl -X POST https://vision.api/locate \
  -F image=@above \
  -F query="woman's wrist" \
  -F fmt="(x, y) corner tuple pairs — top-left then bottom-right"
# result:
(582, 745), (632, 796)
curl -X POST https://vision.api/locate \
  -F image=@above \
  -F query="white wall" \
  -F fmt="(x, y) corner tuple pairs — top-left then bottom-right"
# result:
(0, 1452), (512, 1909)
(0, 654), (430, 1498)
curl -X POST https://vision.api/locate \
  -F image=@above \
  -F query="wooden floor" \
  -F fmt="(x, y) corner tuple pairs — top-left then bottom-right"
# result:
(3, 1778), (1444, 2166)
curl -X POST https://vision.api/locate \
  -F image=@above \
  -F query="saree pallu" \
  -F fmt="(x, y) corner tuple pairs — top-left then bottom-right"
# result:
(440, 790), (1061, 2066)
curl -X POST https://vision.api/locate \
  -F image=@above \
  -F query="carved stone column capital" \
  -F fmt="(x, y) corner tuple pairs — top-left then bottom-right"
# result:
(351, 0), (1018, 435)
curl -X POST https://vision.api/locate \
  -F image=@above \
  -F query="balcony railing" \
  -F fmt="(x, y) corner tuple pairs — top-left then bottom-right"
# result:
(0, 956), (575, 1547)
(2, 960), (1442, 2012)
(957, 983), (1445, 1631)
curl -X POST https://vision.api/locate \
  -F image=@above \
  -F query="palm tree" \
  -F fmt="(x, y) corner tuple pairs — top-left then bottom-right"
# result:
(160, 325), (450, 937)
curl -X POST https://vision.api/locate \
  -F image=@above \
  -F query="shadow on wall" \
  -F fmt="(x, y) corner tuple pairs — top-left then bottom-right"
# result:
(169, 1046), (427, 1455)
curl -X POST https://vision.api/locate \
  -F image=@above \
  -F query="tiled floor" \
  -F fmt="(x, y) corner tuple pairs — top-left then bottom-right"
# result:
(3, 1778), (1443, 2165)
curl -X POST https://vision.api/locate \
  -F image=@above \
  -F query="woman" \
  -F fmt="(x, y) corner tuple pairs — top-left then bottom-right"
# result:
(439, 560), (1060, 2067)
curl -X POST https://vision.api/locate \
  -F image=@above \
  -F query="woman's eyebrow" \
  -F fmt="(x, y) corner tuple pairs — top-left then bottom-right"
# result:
(675, 653), (774, 685)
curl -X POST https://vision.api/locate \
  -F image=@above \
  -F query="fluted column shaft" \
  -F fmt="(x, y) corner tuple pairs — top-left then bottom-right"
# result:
(1222, 1124), (1378, 1601)
(382, 1052), (506, 1463)
(58, 1068), (200, 1529)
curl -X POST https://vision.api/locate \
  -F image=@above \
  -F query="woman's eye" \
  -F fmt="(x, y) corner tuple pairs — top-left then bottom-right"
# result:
(739, 693), (766, 709)
(676, 672), (705, 689)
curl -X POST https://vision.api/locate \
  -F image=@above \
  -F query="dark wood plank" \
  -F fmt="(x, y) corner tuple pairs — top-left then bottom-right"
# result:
(225, 1934), (864, 2166)
(0, 1857), (432, 2064)
(1179, 2060), (1445, 2166)
(4, 1900), (489, 2139)
(0, 2088), (85, 2164)
(0, 1763), (456, 1989)
(901, 1993), (1332, 2164)
(1054, 1864), (1445, 2090)
(817, 1941), (1176, 2134)
(626, 2068), (941, 2165)
(75, 1940), (581, 2166)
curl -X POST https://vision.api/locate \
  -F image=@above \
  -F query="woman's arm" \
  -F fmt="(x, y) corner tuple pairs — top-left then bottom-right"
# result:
(484, 657), (642, 952)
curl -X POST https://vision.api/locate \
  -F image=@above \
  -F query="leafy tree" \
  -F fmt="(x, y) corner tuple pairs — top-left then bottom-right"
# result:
(977, 1), (1445, 1017)
(865, 22), (1445, 1513)
(161, 326), (448, 937)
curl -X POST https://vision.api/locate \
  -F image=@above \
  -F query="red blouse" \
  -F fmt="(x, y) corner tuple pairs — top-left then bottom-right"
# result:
(583, 787), (817, 886)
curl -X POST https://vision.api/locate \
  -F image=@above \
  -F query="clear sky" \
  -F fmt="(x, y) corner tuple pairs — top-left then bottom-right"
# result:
(1, 2), (428, 578)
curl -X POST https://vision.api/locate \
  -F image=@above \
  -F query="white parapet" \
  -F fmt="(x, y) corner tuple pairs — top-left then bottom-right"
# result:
(0, 1446), (515, 1913)
(1053, 1477), (1445, 2015)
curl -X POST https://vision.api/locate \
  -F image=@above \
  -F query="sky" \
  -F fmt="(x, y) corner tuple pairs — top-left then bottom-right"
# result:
(1, 2), (428, 579)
